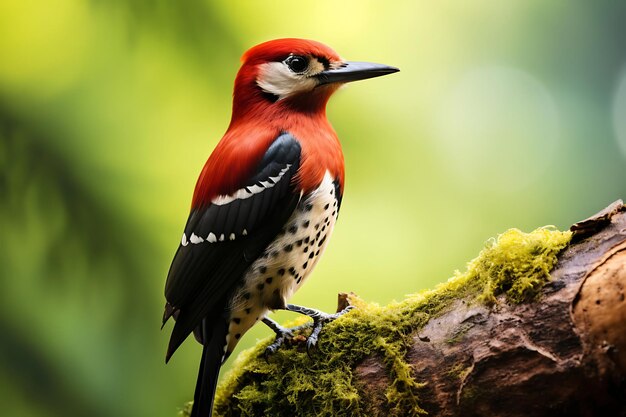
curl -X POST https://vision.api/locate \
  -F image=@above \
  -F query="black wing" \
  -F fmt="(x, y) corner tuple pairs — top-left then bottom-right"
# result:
(163, 133), (302, 360)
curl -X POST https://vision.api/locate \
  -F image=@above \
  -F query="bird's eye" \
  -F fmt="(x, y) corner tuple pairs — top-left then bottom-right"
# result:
(284, 55), (308, 73)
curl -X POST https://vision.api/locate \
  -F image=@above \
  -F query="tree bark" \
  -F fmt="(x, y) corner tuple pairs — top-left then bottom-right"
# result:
(357, 200), (626, 416)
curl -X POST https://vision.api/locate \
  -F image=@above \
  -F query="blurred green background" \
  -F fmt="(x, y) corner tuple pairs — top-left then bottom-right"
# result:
(1, 1), (626, 416)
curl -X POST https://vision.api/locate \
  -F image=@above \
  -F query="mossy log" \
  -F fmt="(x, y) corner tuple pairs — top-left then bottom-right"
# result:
(182, 201), (626, 417)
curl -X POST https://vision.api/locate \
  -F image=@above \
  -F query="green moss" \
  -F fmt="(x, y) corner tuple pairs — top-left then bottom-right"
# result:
(445, 322), (474, 345)
(181, 227), (571, 417)
(446, 362), (472, 382)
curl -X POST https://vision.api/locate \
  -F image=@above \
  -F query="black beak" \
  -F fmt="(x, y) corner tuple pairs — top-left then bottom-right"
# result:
(316, 61), (399, 86)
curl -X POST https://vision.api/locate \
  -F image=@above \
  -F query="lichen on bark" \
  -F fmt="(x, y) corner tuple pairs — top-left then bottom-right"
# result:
(180, 227), (571, 417)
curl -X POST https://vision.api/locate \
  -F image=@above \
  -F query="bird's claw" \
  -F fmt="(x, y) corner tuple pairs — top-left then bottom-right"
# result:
(305, 304), (355, 357)
(264, 332), (290, 361)
(264, 323), (310, 360)
(335, 305), (356, 316)
(305, 321), (323, 357)
(264, 304), (356, 358)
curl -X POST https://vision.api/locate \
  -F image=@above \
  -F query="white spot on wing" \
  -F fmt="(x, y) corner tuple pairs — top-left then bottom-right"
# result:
(242, 229), (248, 236)
(211, 165), (291, 206)
(207, 232), (217, 243)
(229, 233), (236, 241)
(190, 233), (204, 244)
(219, 234), (225, 242)
(181, 233), (188, 246)
(248, 184), (264, 194)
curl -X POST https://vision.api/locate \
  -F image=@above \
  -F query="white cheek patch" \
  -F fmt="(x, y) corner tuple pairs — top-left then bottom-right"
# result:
(257, 62), (318, 100)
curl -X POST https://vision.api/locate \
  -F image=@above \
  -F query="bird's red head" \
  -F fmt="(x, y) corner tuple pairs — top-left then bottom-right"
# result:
(230, 38), (398, 123)
(231, 39), (342, 122)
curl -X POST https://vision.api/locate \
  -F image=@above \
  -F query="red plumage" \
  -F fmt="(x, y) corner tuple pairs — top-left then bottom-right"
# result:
(191, 39), (345, 209)
(241, 38), (341, 66)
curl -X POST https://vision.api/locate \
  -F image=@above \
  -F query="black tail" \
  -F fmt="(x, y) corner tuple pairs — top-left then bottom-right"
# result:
(190, 318), (228, 417)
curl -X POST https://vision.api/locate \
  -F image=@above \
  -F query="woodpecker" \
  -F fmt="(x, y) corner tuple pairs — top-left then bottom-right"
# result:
(163, 38), (398, 416)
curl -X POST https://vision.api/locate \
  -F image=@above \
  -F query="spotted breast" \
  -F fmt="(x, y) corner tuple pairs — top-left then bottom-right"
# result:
(224, 171), (340, 355)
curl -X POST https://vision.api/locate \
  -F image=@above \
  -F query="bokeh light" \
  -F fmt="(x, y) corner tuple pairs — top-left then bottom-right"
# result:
(613, 66), (626, 158)
(435, 66), (560, 192)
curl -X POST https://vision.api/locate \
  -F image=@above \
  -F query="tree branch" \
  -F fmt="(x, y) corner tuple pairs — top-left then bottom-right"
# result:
(182, 201), (626, 417)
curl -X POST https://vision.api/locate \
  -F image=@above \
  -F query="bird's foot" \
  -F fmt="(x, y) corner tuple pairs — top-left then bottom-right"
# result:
(262, 317), (312, 358)
(286, 304), (355, 355)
